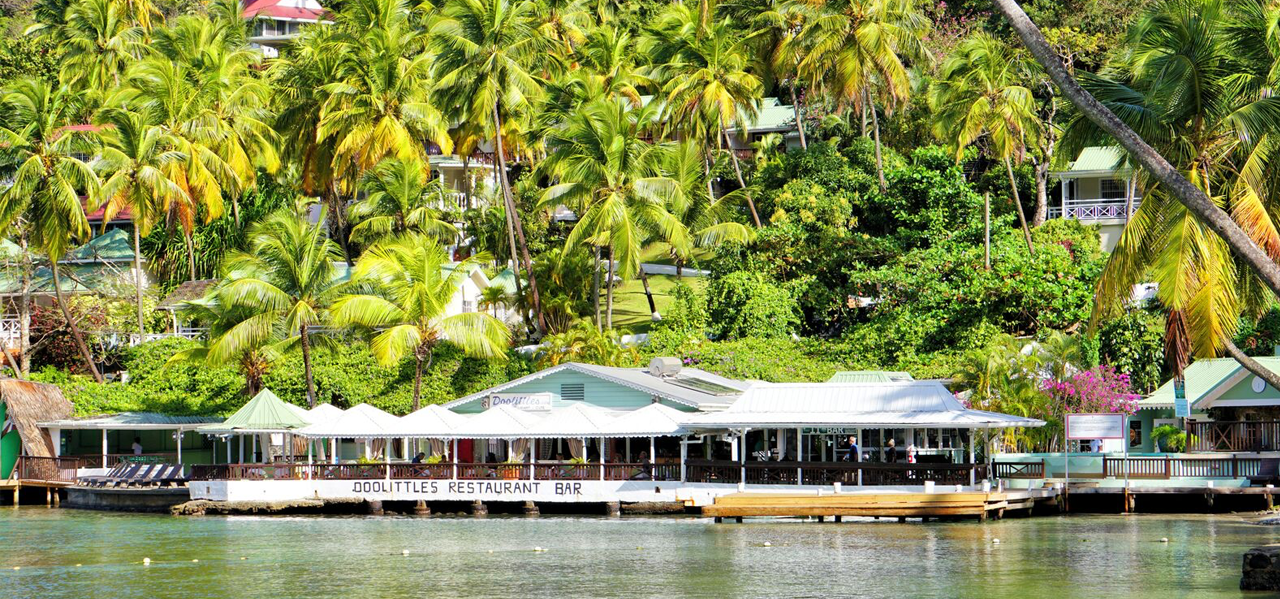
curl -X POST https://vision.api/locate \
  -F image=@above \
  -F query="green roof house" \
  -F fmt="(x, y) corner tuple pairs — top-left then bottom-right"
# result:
(1050, 146), (1138, 251)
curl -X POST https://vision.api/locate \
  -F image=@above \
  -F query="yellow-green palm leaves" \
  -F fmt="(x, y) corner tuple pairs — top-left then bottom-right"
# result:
(796, 0), (930, 111)
(349, 157), (457, 245)
(59, 0), (146, 97)
(333, 234), (510, 409)
(219, 211), (347, 407)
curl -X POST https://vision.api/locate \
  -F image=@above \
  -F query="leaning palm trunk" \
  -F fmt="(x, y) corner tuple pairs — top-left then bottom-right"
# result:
(133, 225), (146, 341)
(18, 231), (31, 376)
(492, 102), (545, 333)
(593, 245), (602, 331)
(992, 0), (1280, 297)
(640, 267), (657, 317)
(50, 261), (102, 383)
(1003, 156), (1035, 254)
(300, 324), (316, 408)
(1223, 339), (1280, 396)
(412, 346), (434, 412)
(606, 248), (615, 329)
(720, 119), (761, 228)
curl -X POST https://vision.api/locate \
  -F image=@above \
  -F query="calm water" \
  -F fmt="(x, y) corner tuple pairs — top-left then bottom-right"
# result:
(0, 509), (1276, 598)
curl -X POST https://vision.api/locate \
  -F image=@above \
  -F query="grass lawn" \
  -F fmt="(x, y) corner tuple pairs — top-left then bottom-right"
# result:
(638, 243), (716, 267)
(607, 274), (704, 333)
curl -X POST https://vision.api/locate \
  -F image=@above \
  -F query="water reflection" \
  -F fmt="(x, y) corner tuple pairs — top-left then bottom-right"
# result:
(0, 511), (1276, 598)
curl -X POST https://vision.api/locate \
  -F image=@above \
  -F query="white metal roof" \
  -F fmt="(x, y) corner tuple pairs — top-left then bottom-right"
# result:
(600, 403), (690, 437)
(307, 403), (345, 426)
(444, 362), (746, 411)
(686, 381), (1046, 429)
(523, 404), (619, 439)
(448, 405), (544, 439)
(39, 412), (223, 430)
(297, 403), (402, 438)
(392, 404), (468, 437)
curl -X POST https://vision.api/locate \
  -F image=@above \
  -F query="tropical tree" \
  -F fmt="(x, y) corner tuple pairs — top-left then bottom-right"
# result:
(0, 79), (103, 382)
(332, 233), (510, 410)
(796, 0), (930, 187)
(57, 0), (146, 97)
(93, 106), (190, 338)
(218, 211), (346, 407)
(348, 157), (456, 246)
(643, 0), (764, 226)
(662, 140), (754, 275)
(540, 97), (691, 327)
(167, 292), (283, 396)
(479, 285), (511, 318)
(928, 33), (1039, 254)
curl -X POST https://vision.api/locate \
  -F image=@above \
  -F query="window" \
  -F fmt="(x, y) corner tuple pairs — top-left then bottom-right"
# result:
(560, 383), (584, 401)
(1100, 178), (1127, 199)
(1129, 420), (1143, 448)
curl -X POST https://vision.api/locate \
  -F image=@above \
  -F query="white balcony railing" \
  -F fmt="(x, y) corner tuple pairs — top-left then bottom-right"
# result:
(1048, 197), (1140, 221)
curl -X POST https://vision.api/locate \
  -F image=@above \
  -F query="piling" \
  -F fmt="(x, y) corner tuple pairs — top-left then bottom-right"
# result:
(367, 500), (384, 516)
(471, 500), (488, 517)
(604, 501), (621, 517)
(413, 500), (430, 516)
(523, 501), (539, 517)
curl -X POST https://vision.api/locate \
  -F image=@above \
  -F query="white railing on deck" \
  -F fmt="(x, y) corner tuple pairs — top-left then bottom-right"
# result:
(1048, 197), (1140, 221)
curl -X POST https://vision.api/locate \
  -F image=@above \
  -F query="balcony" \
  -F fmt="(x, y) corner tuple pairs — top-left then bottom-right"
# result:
(1048, 198), (1140, 221)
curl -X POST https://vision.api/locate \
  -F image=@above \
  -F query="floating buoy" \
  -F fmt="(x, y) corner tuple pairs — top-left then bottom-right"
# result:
(240, 557), (247, 560)
(487, 550), (494, 554)
(401, 550), (410, 556)
(636, 547), (643, 550)
(992, 539), (1000, 545)
(1159, 538), (1169, 543)
(12, 566), (19, 570)
(143, 558), (151, 566)
(763, 541), (772, 547)
(75, 564), (82, 567)
(191, 559), (199, 563)
(533, 546), (546, 552)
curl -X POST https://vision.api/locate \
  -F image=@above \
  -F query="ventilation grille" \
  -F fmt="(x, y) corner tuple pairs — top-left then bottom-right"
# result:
(561, 383), (585, 401)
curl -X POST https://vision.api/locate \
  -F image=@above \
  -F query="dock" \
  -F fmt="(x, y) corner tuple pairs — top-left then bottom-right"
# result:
(701, 488), (1056, 522)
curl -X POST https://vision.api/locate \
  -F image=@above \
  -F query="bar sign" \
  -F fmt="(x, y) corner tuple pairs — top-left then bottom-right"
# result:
(1174, 378), (1189, 418)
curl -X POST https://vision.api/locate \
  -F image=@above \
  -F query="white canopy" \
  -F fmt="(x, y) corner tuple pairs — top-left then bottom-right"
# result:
(297, 403), (402, 438)
(307, 403), (345, 426)
(393, 404), (468, 438)
(523, 404), (618, 439)
(600, 403), (690, 437)
(448, 405), (543, 439)
(687, 381), (1046, 430)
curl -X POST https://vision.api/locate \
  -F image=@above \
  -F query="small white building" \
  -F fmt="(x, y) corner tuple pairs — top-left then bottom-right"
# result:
(1050, 146), (1139, 251)
(242, 0), (331, 58)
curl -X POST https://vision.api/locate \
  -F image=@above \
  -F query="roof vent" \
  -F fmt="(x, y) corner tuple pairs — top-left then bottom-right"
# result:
(649, 357), (682, 378)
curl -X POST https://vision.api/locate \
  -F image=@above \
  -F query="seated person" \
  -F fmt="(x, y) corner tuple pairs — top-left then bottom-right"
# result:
(411, 452), (426, 464)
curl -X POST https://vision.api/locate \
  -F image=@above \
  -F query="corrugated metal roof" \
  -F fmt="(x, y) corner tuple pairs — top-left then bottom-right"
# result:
(444, 362), (747, 411)
(1065, 146), (1127, 173)
(1144, 358), (1253, 408)
(827, 371), (915, 383)
(297, 403), (401, 438)
(449, 405), (543, 439)
(391, 404), (466, 437)
(687, 381), (1044, 429)
(601, 403), (689, 437)
(523, 404), (617, 439)
(40, 412), (222, 430)
(198, 389), (310, 434)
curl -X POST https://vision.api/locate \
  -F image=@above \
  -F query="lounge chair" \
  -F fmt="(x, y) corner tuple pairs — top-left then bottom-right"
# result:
(1250, 458), (1280, 486)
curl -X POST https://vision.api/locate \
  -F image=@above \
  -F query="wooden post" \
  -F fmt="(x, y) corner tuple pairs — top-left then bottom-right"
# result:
(101, 429), (108, 467)
(176, 430), (183, 465)
(983, 193), (991, 270)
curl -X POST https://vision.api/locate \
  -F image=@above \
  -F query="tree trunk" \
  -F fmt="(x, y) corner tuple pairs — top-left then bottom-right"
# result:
(1004, 156), (1035, 255)
(1033, 161), (1049, 226)
(592, 245), (602, 331)
(606, 247), (615, 329)
(133, 224), (146, 341)
(300, 324), (316, 408)
(18, 230), (30, 376)
(720, 116), (761, 228)
(984, 192), (991, 270)
(992, 0), (1280, 297)
(413, 354), (423, 412)
(867, 88), (886, 191)
(703, 151), (715, 199)
(640, 267), (657, 317)
(1124, 174), (1135, 221)
(790, 85), (807, 150)
(1224, 338), (1280, 395)
(492, 102), (545, 334)
(50, 261), (102, 383)
(462, 155), (472, 211)
(499, 176), (526, 330)
(185, 230), (196, 281)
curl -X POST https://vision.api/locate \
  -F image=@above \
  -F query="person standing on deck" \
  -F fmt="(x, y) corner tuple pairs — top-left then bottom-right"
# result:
(132, 437), (143, 455)
(885, 439), (897, 463)
(845, 436), (860, 462)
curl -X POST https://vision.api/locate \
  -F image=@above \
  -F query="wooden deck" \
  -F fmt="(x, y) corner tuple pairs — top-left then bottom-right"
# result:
(702, 489), (1052, 521)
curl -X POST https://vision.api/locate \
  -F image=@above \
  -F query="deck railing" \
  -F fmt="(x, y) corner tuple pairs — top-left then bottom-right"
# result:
(993, 461), (1046, 479)
(1187, 421), (1280, 452)
(1048, 197), (1141, 221)
(13, 456), (81, 483)
(1101, 456), (1260, 479)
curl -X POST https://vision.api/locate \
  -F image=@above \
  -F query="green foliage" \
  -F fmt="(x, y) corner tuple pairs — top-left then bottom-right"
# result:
(705, 270), (799, 340)
(0, 36), (60, 86)
(1151, 424), (1194, 453)
(36, 337), (534, 416)
(642, 336), (839, 382)
(1235, 307), (1280, 357)
(1099, 309), (1166, 394)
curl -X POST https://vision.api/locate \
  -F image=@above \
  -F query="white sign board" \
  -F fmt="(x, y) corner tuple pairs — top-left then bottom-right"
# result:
(1065, 413), (1126, 440)
(482, 392), (553, 412)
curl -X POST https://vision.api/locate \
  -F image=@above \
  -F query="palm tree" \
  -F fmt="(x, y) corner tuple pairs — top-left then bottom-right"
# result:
(167, 292), (283, 396)
(93, 106), (190, 339)
(796, 0), (931, 187)
(219, 211), (346, 408)
(540, 97), (691, 327)
(643, 0), (764, 227)
(0, 79), (103, 382)
(479, 285), (511, 318)
(332, 233), (510, 410)
(58, 0), (145, 97)
(928, 33), (1039, 254)
(1073, 0), (1280, 375)
(349, 157), (457, 246)
(662, 140), (754, 275)
(431, 0), (554, 331)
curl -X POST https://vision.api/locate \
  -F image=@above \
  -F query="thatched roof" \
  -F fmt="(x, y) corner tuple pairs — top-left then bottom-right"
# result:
(157, 279), (218, 311)
(1, 380), (72, 457)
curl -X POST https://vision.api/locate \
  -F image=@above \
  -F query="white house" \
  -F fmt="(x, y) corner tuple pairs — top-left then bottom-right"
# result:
(1050, 146), (1139, 251)
(242, 0), (331, 58)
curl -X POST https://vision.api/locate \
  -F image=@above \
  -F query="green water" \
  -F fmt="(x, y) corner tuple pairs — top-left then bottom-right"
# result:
(0, 509), (1276, 598)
